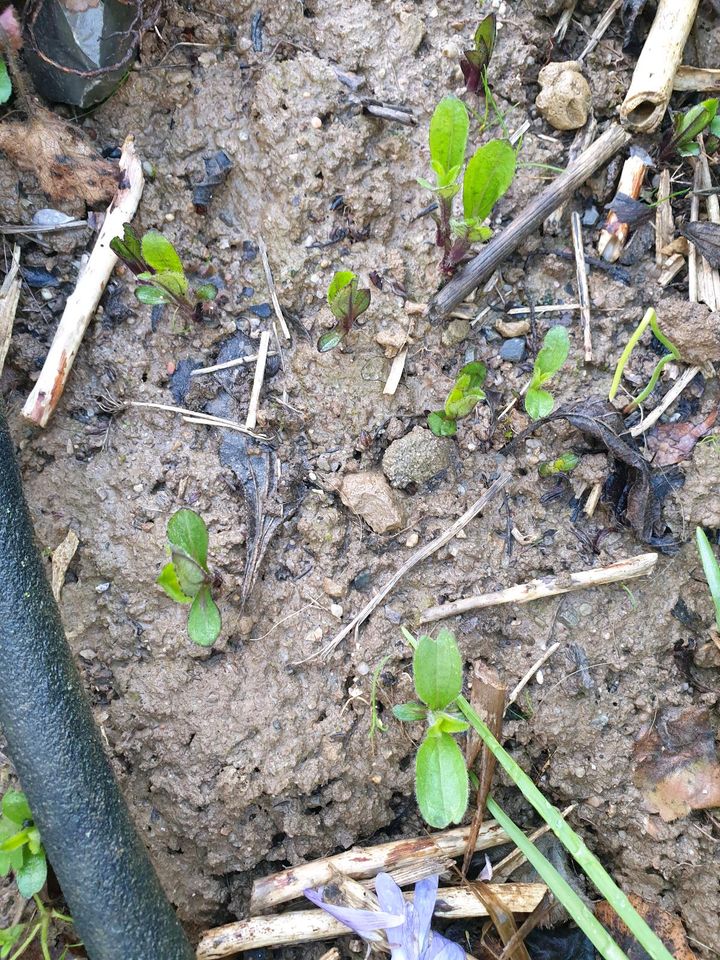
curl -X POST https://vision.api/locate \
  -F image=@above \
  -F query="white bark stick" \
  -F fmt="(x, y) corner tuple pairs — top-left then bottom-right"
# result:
(245, 330), (271, 430)
(22, 136), (144, 426)
(620, 0), (701, 132)
(420, 553), (658, 623)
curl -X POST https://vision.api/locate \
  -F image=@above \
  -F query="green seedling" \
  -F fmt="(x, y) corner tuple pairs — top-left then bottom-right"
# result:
(538, 451), (579, 477)
(695, 527), (720, 633)
(110, 224), (217, 321)
(460, 14), (496, 95)
(525, 326), (570, 419)
(428, 361), (487, 437)
(0, 896), (76, 960)
(158, 509), (221, 647)
(391, 626), (677, 960)
(667, 98), (720, 158)
(318, 270), (371, 352)
(0, 790), (46, 899)
(608, 307), (680, 406)
(418, 97), (516, 274)
(0, 60), (10, 104)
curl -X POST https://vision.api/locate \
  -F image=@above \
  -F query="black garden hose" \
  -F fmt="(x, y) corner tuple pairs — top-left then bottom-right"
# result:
(0, 402), (194, 960)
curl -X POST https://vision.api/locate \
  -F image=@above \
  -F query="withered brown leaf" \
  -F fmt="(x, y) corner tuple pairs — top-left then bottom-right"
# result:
(679, 221), (720, 269)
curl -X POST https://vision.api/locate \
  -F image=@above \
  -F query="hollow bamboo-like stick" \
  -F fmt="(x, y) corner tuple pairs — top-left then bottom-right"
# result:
(197, 885), (548, 958)
(429, 123), (631, 319)
(620, 0), (701, 133)
(22, 137), (144, 426)
(597, 152), (650, 262)
(674, 65), (720, 92)
(250, 819), (508, 913)
(419, 553), (657, 623)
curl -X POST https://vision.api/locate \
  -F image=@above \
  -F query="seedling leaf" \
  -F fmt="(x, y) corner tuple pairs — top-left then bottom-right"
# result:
(196, 283), (218, 302)
(673, 98), (718, 153)
(157, 562), (193, 604)
(445, 361), (487, 419)
(167, 508), (209, 568)
(135, 285), (170, 305)
(413, 629), (463, 710)
(393, 702), (429, 722)
(473, 14), (497, 66)
(525, 387), (554, 420)
(317, 329), (344, 352)
(0, 60), (11, 105)
(327, 270), (356, 307)
(188, 585), (222, 646)
(428, 411), (457, 437)
(138, 270), (189, 298)
(1, 792), (31, 826)
(429, 97), (469, 181)
(532, 326), (570, 383)
(110, 223), (146, 274)
(15, 850), (46, 898)
(141, 230), (185, 275)
(415, 732), (469, 828)
(462, 140), (516, 222)
(696, 527), (720, 632)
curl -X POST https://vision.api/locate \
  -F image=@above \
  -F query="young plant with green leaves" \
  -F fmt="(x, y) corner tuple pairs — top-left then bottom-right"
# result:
(110, 224), (217, 321)
(460, 14), (496, 95)
(418, 97), (516, 274)
(0, 791), (46, 899)
(158, 509), (221, 647)
(390, 627), (678, 960)
(318, 270), (371, 352)
(696, 527), (720, 633)
(427, 361), (486, 437)
(608, 307), (679, 407)
(524, 326), (570, 419)
(663, 98), (720, 159)
(538, 451), (579, 478)
(0, 897), (75, 960)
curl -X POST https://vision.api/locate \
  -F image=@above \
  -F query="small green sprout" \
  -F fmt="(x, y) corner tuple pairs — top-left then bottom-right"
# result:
(460, 14), (496, 94)
(525, 326), (570, 419)
(428, 361), (487, 437)
(158, 509), (221, 647)
(608, 307), (680, 407)
(317, 270), (371, 352)
(0, 59), (11, 104)
(0, 790), (46, 899)
(110, 224), (218, 321)
(695, 527), (720, 633)
(419, 97), (516, 274)
(670, 98), (720, 157)
(538, 451), (579, 478)
(0, 896), (75, 960)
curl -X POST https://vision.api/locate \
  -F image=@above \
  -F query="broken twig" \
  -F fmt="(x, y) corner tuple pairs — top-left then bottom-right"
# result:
(258, 236), (290, 341)
(0, 244), (21, 377)
(628, 366), (702, 437)
(245, 330), (271, 430)
(571, 212), (592, 361)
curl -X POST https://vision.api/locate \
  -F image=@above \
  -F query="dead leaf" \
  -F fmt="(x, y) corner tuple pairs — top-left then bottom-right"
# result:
(679, 222), (720, 269)
(633, 706), (720, 821)
(0, 107), (118, 206)
(51, 529), (79, 603)
(646, 408), (718, 466)
(596, 894), (697, 960)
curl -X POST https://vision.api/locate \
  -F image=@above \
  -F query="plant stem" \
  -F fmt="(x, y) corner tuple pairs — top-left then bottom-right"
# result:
(437, 197), (453, 254)
(456, 695), (676, 960)
(609, 307), (654, 400)
(9, 922), (40, 960)
(696, 527), (720, 631)
(486, 797), (629, 960)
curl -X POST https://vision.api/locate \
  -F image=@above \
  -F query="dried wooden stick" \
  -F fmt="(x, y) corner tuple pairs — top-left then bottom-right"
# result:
(419, 553), (657, 623)
(312, 474), (511, 659)
(251, 819), (508, 914)
(554, 0), (577, 44)
(655, 169), (674, 267)
(507, 642), (562, 707)
(22, 136), (144, 426)
(620, 0), (701, 133)
(430, 123), (631, 319)
(694, 150), (720, 310)
(577, 0), (622, 61)
(245, 330), (271, 430)
(658, 253), (686, 287)
(198, 885), (547, 958)
(191, 353), (277, 376)
(628, 366), (701, 437)
(597, 149), (651, 262)
(674, 65), (720, 92)
(544, 117), (597, 234)
(258, 236), (290, 341)
(0, 244), (21, 377)
(571, 212), (592, 361)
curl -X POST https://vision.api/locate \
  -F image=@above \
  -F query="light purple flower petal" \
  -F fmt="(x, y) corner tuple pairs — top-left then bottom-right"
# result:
(412, 873), (439, 948)
(425, 931), (466, 960)
(304, 887), (404, 938)
(477, 854), (493, 882)
(375, 872), (408, 950)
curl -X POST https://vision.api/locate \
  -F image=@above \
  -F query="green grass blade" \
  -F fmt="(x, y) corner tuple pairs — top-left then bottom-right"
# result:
(457, 695), (676, 960)
(696, 527), (720, 631)
(486, 797), (629, 960)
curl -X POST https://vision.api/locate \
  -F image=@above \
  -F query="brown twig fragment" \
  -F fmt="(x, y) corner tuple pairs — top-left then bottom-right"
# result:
(0, 244), (21, 377)
(430, 123), (631, 319)
(571, 212), (592, 361)
(597, 150), (651, 263)
(577, 0), (622, 61)
(620, 0), (701, 132)
(419, 553), (658, 623)
(655, 170), (674, 267)
(22, 136), (144, 427)
(311, 473), (511, 659)
(554, 0), (578, 44)
(198, 885), (547, 958)
(507, 642), (562, 707)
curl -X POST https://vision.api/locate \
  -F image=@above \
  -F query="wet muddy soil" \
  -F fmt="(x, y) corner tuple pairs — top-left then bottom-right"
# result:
(1, 0), (720, 955)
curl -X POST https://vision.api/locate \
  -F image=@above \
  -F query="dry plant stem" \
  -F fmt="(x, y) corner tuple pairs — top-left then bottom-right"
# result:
(597, 153), (649, 262)
(245, 330), (271, 430)
(507, 642), (562, 707)
(22, 136), (144, 427)
(628, 366), (701, 437)
(571, 212), (593, 361)
(655, 170), (674, 267)
(689, 167), (700, 302)
(620, 0), (701, 132)
(695, 150), (720, 309)
(0, 244), (21, 376)
(584, 481), (603, 517)
(420, 553), (657, 623)
(430, 123), (631, 318)
(250, 818), (509, 913)
(191, 353), (277, 376)
(198, 885), (547, 958)
(127, 401), (264, 439)
(674, 65), (720, 91)
(492, 807), (575, 881)
(315, 473), (511, 659)
(659, 253), (686, 287)
(507, 303), (580, 317)
(384, 345), (409, 396)
(578, 0), (622, 61)
(319, 950), (340, 960)
(554, 0), (578, 42)
(258, 236), (290, 341)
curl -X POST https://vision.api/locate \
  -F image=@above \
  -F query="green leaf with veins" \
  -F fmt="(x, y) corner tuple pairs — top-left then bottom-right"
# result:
(427, 410), (457, 437)
(0, 60), (12, 105)
(138, 270), (188, 298)
(392, 702), (429, 722)
(1, 792), (31, 827)
(141, 230), (185, 275)
(444, 361), (487, 420)
(415, 731), (469, 828)
(413, 628), (463, 710)
(135, 285), (170, 305)
(462, 139), (516, 223)
(15, 849), (46, 898)
(167, 509), (209, 568)
(157, 562), (193, 604)
(188, 585), (222, 646)
(327, 271), (356, 306)
(429, 97), (469, 181)
(531, 326), (569, 385)
(525, 387), (555, 420)
(317, 329), (344, 352)
(110, 223), (146, 274)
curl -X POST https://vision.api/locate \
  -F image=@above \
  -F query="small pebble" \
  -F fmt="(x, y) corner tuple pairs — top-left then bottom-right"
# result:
(310, 116), (323, 129)
(164, 213), (175, 222)
(330, 603), (343, 619)
(357, 661), (370, 676)
(95, 582), (111, 594)
(495, 318), (530, 338)
(405, 532), (419, 548)
(500, 337), (526, 362)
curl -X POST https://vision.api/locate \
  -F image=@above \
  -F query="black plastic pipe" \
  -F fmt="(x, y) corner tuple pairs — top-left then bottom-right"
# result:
(0, 402), (195, 960)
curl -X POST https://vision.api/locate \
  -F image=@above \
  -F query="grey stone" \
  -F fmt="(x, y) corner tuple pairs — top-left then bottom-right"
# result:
(500, 338), (526, 362)
(441, 319), (471, 348)
(382, 426), (453, 489)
